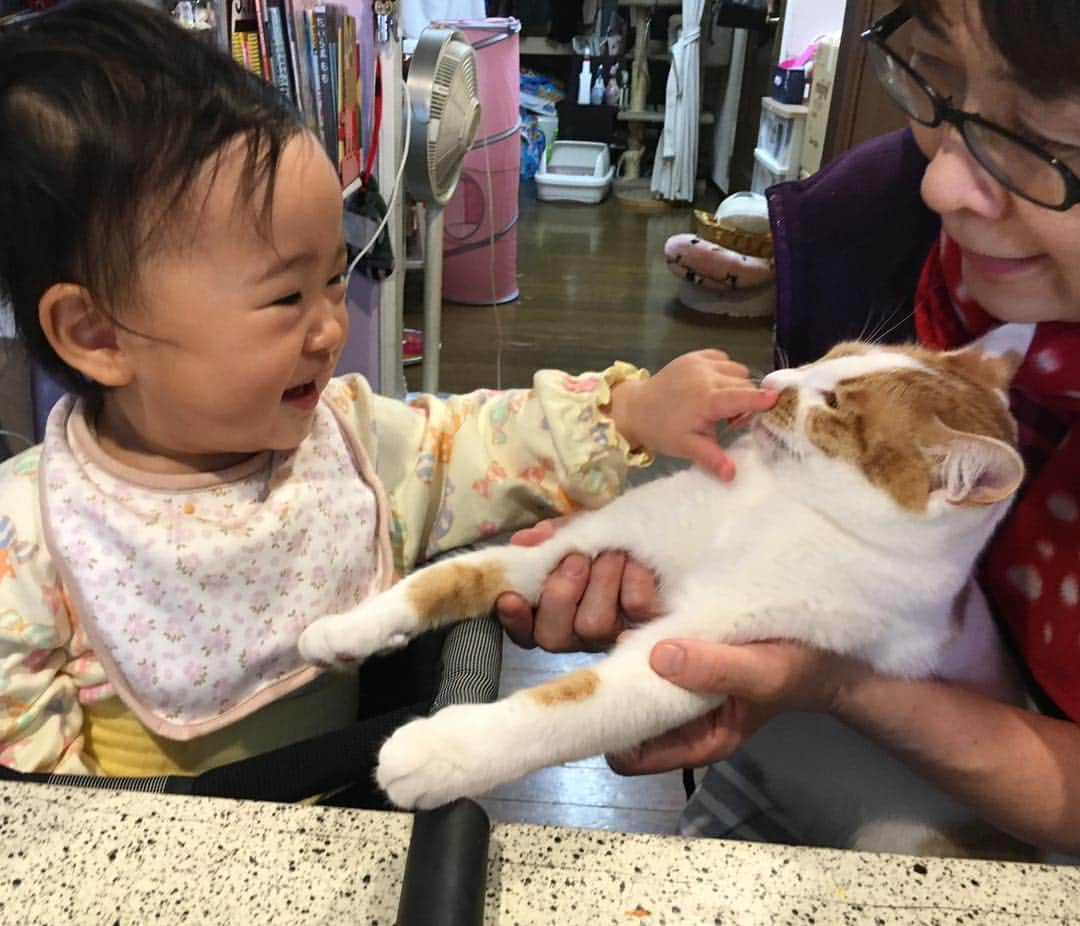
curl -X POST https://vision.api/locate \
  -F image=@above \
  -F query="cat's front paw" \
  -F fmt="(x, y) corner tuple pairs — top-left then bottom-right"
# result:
(298, 591), (417, 668)
(377, 709), (499, 809)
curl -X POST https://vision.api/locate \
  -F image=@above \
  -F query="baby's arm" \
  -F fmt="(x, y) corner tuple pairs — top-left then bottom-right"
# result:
(329, 354), (774, 570)
(332, 366), (653, 570)
(0, 451), (91, 775)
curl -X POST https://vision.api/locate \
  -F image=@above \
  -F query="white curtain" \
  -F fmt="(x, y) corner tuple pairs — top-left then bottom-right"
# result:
(650, 0), (704, 201)
(711, 28), (747, 192)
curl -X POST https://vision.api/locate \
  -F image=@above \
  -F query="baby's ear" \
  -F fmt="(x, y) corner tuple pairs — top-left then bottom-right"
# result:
(943, 322), (1035, 391)
(38, 283), (133, 388)
(928, 419), (1025, 507)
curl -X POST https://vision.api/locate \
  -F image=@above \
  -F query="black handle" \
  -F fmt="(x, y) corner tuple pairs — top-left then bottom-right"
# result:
(396, 799), (491, 926)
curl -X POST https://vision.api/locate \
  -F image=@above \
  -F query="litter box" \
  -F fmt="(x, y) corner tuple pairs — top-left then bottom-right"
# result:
(535, 141), (614, 203)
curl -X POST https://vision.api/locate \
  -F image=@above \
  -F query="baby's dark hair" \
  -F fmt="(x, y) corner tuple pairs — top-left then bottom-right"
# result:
(905, 0), (1080, 99)
(0, 0), (304, 396)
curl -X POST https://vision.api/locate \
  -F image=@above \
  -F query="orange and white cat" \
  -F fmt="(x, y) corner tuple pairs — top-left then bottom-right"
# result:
(300, 325), (1033, 810)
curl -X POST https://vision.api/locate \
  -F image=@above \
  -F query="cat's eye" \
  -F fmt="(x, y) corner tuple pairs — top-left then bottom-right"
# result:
(822, 391), (839, 409)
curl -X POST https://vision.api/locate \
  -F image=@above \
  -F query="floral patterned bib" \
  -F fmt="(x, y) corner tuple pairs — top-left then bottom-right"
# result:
(38, 396), (392, 740)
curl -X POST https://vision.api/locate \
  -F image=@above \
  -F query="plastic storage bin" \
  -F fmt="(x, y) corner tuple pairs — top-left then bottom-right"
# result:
(756, 97), (808, 173)
(535, 141), (614, 203)
(751, 149), (785, 194)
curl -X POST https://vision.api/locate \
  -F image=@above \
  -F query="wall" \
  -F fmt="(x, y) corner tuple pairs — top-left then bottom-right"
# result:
(779, 0), (846, 61)
(0, 299), (34, 456)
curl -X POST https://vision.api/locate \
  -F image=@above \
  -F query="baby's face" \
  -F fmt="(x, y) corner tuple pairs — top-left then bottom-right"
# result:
(100, 132), (349, 471)
(907, 2), (1080, 325)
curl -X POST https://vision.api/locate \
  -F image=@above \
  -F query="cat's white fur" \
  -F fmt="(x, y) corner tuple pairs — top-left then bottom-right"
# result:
(299, 327), (1031, 810)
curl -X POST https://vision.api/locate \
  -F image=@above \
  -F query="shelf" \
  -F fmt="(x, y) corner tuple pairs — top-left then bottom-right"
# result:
(760, 97), (809, 117)
(617, 108), (715, 125)
(519, 36), (672, 61)
(519, 36), (573, 56)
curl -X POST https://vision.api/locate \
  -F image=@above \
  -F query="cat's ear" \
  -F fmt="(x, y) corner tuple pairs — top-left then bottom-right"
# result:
(942, 323), (1035, 390)
(928, 420), (1025, 507)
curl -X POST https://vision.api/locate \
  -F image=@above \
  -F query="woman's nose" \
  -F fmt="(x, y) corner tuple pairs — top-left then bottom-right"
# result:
(920, 126), (1011, 221)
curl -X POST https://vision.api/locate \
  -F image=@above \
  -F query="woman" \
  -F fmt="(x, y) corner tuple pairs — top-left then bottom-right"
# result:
(497, 0), (1080, 858)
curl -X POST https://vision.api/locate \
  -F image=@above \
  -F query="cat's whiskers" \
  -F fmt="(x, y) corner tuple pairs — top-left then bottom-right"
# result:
(874, 308), (915, 346)
(862, 302), (912, 346)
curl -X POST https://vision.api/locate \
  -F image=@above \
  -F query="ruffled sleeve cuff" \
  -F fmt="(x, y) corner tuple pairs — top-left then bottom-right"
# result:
(534, 361), (654, 508)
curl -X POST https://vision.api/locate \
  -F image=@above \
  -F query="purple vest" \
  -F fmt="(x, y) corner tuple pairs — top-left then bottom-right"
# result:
(767, 127), (940, 368)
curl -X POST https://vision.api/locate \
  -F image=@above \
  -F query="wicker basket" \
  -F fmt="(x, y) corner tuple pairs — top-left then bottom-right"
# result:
(693, 208), (774, 260)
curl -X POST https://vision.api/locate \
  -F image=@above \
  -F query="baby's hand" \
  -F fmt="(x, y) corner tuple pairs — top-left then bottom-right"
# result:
(608, 349), (777, 479)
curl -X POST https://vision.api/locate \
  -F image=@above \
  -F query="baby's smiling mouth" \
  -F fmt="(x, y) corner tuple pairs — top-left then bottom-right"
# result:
(282, 381), (318, 408)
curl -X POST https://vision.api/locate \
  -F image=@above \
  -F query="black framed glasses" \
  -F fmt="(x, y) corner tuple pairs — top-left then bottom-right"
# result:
(861, 5), (1080, 211)
(0, 5), (57, 31)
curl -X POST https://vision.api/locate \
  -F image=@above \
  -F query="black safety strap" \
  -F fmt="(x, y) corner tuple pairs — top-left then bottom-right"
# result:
(0, 702), (421, 804)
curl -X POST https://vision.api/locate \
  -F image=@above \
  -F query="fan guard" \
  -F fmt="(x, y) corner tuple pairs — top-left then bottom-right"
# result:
(405, 28), (481, 206)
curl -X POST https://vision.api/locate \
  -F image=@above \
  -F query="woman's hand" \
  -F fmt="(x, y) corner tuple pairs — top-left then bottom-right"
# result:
(495, 519), (660, 652)
(607, 349), (777, 480)
(608, 639), (866, 775)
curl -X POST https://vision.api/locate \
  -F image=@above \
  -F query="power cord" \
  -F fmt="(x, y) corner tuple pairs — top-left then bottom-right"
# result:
(343, 80), (412, 287)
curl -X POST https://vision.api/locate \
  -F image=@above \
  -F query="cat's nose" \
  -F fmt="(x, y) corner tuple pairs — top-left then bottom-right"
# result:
(762, 370), (796, 391)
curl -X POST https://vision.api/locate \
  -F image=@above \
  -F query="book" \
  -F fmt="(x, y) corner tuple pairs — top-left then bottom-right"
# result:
(338, 11), (362, 188)
(284, 0), (319, 136)
(229, 0), (264, 77)
(313, 6), (337, 167)
(263, 0), (295, 103)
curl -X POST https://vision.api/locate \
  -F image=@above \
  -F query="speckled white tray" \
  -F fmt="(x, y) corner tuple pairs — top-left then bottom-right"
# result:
(2, 781), (1077, 925)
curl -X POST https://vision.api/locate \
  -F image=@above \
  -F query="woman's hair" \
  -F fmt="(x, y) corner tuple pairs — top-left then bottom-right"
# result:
(0, 0), (303, 396)
(905, 0), (1080, 98)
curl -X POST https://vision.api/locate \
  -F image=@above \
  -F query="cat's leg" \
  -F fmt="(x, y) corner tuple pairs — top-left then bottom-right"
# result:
(296, 522), (624, 667)
(375, 622), (725, 809)
(299, 468), (723, 667)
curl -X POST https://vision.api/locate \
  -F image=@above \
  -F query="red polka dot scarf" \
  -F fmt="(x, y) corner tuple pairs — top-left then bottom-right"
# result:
(916, 233), (1080, 721)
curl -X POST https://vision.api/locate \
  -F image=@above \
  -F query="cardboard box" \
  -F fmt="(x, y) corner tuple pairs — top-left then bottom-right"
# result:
(799, 34), (840, 176)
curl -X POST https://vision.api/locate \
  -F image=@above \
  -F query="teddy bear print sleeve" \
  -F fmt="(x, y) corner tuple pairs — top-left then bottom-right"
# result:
(0, 445), (97, 775)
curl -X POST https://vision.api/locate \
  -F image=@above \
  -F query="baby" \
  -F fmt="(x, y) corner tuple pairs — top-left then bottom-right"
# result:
(0, 0), (775, 778)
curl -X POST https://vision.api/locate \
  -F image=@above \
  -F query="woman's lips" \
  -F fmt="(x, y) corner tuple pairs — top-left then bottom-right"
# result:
(961, 247), (1047, 278)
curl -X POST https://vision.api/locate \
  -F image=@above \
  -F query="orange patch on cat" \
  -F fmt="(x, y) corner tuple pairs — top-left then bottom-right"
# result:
(406, 561), (509, 627)
(768, 388), (798, 430)
(821, 342), (870, 361)
(937, 350), (1021, 394)
(805, 363), (1017, 512)
(529, 668), (600, 706)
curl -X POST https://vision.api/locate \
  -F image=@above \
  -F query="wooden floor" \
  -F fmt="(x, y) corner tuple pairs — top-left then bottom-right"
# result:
(404, 185), (775, 835)
(405, 183), (775, 395)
